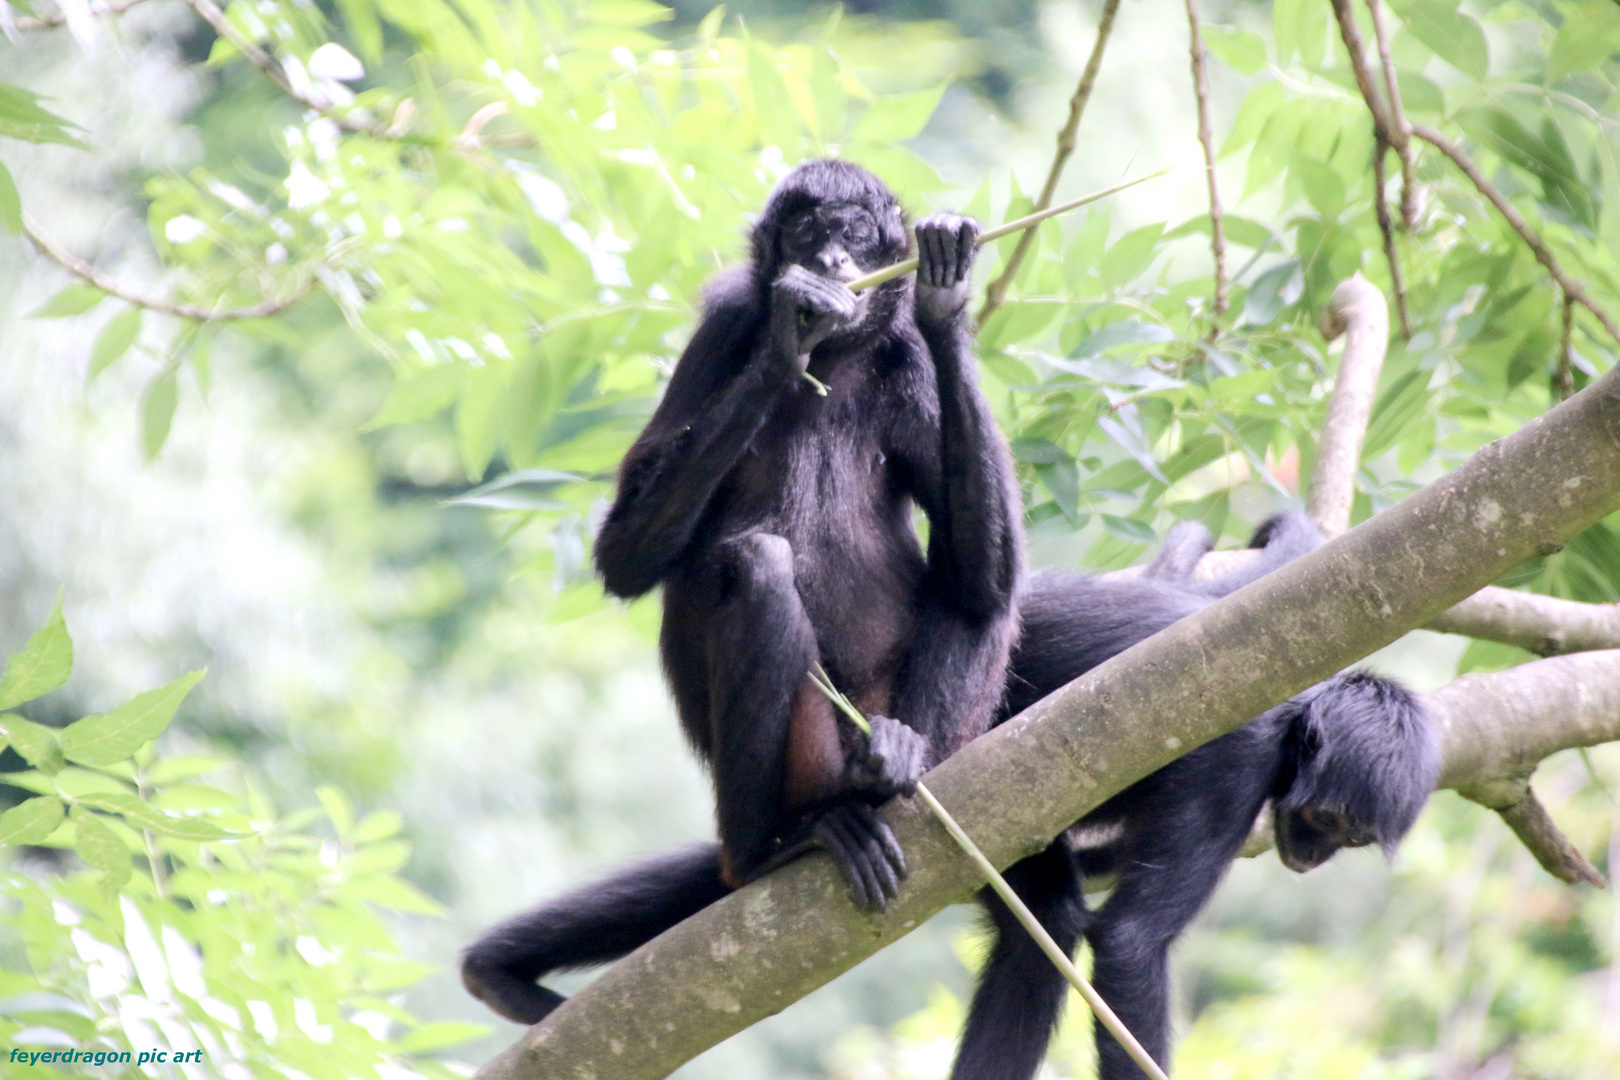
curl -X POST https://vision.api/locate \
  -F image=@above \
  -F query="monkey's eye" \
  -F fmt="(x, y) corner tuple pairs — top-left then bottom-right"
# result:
(842, 214), (876, 244)
(1300, 807), (1349, 837)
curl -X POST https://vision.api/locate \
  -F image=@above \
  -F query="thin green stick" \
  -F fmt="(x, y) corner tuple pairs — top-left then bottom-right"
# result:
(808, 666), (1172, 1080)
(845, 168), (1174, 295)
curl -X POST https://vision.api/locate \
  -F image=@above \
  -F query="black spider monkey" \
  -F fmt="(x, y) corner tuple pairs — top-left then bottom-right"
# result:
(462, 161), (1441, 1079)
(961, 511), (1440, 1080)
(463, 159), (1025, 1022)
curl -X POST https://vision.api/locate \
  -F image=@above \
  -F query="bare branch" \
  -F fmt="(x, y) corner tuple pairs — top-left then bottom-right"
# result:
(184, 0), (388, 137)
(1311, 273), (1390, 536)
(1329, 0), (1411, 336)
(1457, 780), (1607, 887)
(23, 215), (307, 321)
(975, 0), (1121, 327)
(474, 361), (1620, 1080)
(1427, 587), (1620, 655)
(1559, 290), (1577, 402)
(1371, 138), (1413, 337)
(1411, 122), (1620, 346)
(1183, 0), (1227, 324)
(1364, 0), (1418, 229)
(10, 0), (151, 31)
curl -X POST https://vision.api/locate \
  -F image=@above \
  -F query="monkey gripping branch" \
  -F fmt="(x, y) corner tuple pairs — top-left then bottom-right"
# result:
(473, 347), (1620, 1080)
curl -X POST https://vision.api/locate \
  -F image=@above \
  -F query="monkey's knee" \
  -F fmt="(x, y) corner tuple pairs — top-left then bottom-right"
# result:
(718, 532), (796, 597)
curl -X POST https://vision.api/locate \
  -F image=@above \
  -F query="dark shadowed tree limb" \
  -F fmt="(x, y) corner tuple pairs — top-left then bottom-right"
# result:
(475, 362), (1620, 1080)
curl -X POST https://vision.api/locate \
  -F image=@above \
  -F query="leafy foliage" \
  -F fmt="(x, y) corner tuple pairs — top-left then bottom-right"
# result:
(0, 609), (477, 1078)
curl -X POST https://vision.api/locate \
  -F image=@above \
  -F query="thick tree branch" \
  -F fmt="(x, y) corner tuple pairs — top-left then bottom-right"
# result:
(975, 0), (1120, 327)
(1311, 273), (1389, 535)
(1183, 0), (1227, 323)
(1426, 587), (1620, 655)
(1411, 122), (1620, 346)
(475, 361), (1620, 1080)
(23, 214), (308, 321)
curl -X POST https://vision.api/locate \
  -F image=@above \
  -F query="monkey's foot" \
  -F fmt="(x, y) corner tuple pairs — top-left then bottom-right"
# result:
(813, 801), (908, 912)
(845, 714), (927, 798)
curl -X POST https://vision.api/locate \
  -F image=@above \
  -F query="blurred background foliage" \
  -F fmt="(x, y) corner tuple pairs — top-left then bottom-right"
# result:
(0, 0), (1616, 1076)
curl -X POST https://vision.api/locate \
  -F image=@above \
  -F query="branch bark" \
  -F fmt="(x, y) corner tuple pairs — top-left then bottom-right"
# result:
(23, 215), (308, 321)
(1183, 0), (1227, 323)
(475, 361), (1620, 1080)
(1411, 122), (1620, 346)
(1311, 273), (1390, 536)
(975, 0), (1120, 328)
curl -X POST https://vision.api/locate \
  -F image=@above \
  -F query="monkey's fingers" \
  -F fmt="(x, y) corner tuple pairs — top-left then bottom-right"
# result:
(952, 217), (981, 282)
(839, 804), (904, 906)
(865, 714), (927, 797)
(814, 809), (881, 910)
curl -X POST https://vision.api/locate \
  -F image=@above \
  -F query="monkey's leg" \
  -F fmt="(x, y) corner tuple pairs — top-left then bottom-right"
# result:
(949, 842), (1088, 1080)
(891, 590), (1019, 764)
(705, 532), (907, 909)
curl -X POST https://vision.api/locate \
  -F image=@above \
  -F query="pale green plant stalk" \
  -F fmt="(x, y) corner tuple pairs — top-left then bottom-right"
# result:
(808, 665), (1172, 1080)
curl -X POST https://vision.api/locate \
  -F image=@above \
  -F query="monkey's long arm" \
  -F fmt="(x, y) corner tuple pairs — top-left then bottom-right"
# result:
(593, 292), (787, 599)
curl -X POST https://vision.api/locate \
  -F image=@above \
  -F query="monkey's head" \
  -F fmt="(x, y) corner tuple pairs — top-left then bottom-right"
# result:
(750, 159), (909, 290)
(1271, 671), (1440, 872)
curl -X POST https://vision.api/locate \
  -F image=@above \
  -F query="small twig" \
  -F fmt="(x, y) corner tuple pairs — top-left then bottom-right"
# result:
(1371, 138), (1413, 338)
(808, 666), (1172, 1080)
(975, 0), (1121, 328)
(185, 0), (387, 136)
(23, 215), (307, 321)
(1558, 291), (1576, 401)
(1183, 0), (1227, 326)
(11, 0), (151, 31)
(1364, 0), (1418, 229)
(1457, 779), (1607, 887)
(1310, 274), (1389, 536)
(1329, 0), (1411, 336)
(1411, 122), (1620, 346)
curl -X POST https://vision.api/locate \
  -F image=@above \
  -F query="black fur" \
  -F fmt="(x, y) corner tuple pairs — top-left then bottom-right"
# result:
(465, 160), (1023, 1023)
(464, 510), (1441, 1080)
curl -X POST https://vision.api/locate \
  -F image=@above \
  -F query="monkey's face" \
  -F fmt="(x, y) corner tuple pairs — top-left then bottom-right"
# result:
(778, 202), (885, 282)
(1274, 803), (1377, 872)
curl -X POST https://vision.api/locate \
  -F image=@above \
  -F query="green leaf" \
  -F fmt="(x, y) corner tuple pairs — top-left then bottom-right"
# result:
(69, 805), (132, 892)
(335, 0), (385, 63)
(88, 307), (142, 381)
(59, 669), (205, 767)
(446, 468), (579, 511)
(1549, 2), (1620, 82)
(0, 597), (72, 710)
(1098, 224), (1164, 292)
(399, 1021), (490, 1053)
(342, 873), (445, 915)
(1241, 259), (1303, 326)
(0, 161), (19, 235)
(140, 365), (179, 461)
(28, 284), (107, 319)
(849, 85), (946, 144)
(362, 365), (463, 430)
(810, 48), (847, 144)
(0, 796), (65, 847)
(1396, 0), (1488, 81)
(77, 794), (228, 840)
(1458, 106), (1597, 231)
(0, 714), (66, 773)
(1294, 158), (1346, 220)
(456, 362), (508, 482)
(1102, 514), (1157, 544)
(0, 83), (89, 148)
(1203, 26), (1267, 75)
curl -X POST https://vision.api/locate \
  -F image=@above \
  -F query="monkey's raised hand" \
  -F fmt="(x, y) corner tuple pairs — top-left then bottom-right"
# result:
(913, 213), (981, 324)
(844, 714), (927, 799)
(767, 264), (864, 379)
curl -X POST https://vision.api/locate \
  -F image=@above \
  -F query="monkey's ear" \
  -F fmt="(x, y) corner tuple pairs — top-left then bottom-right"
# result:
(1272, 699), (1320, 800)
